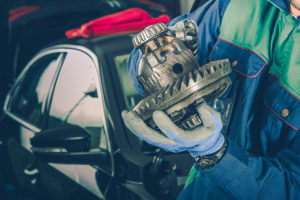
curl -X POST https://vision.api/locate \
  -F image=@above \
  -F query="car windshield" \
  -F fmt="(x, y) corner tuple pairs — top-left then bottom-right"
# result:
(113, 53), (143, 110)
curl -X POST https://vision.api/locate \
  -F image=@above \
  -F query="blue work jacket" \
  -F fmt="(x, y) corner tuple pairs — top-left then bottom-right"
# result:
(128, 0), (300, 199)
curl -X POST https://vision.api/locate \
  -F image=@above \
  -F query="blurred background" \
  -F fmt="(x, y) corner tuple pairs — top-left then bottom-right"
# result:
(0, 0), (195, 112)
(0, 1), (197, 200)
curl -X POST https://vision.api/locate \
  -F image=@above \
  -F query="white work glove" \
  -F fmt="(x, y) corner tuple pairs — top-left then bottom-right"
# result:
(122, 103), (224, 157)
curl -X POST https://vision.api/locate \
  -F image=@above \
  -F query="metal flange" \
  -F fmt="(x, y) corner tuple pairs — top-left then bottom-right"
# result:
(133, 59), (232, 129)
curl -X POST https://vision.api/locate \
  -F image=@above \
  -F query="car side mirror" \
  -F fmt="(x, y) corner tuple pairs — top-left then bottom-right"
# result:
(84, 83), (98, 98)
(31, 125), (90, 152)
(30, 125), (109, 165)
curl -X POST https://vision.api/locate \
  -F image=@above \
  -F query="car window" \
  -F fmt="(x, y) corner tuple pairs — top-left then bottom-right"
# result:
(47, 50), (108, 150)
(113, 54), (143, 110)
(8, 53), (61, 128)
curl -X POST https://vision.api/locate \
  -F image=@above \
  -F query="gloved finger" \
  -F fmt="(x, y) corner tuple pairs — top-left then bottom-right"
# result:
(185, 105), (223, 142)
(152, 110), (185, 140)
(182, 112), (223, 142)
(152, 111), (208, 143)
(210, 114), (223, 133)
(195, 103), (222, 128)
(122, 110), (177, 145)
(137, 134), (186, 153)
(153, 110), (217, 142)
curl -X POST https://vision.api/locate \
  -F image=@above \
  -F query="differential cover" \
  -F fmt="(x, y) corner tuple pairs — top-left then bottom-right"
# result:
(132, 21), (232, 129)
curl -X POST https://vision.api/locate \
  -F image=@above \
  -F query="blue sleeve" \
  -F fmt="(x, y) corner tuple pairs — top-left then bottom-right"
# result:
(127, 0), (230, 95)
(180, 132), (300, 199)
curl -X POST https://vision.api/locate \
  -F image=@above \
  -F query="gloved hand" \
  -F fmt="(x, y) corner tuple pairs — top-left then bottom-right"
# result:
(122, 103), (224, 157)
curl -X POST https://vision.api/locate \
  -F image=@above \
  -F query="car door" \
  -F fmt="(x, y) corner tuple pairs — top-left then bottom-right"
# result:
(4, 51), (63, 131)
(44, 46), (113, 199)
(3, 47), (110, 199)
(2, 51), (92, 199)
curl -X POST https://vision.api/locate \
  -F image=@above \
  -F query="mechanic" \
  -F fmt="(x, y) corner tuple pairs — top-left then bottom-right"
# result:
(122, 0), (300, 199)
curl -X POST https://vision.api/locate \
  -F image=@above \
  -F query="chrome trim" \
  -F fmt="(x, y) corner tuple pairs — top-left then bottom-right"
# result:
(5, 112), (41, 133)
(31, 146), (68, 153)
(125, 180), (144, 185)
(42, 52), (66, 116)
(24, 168), (39, 176)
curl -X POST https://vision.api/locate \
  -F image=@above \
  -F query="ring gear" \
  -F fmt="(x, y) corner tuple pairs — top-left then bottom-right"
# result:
(132, 20), (232, 129)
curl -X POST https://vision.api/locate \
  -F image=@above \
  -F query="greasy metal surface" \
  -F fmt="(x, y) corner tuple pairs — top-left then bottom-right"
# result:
(132, 23), (168, 49)
(134, 61), (232, 129)
(136, 35), (198, 96)
(132, 21), (232, 129)
(168, 19), (199, 56)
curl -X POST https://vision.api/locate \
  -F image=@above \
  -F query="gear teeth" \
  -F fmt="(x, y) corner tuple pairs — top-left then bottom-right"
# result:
(159, 87), (166, 100)
(199, 70), (204, 78)
(189, 71), (196, 83)
(144, 101), (150, 109)
(132, 23), (167, 48)
(147, 90), (159, 106)
(134, 59), (231, 127)
(174, 77), (182, 92)
(168, 81), (175, 96)
(156, 91), (163, 100)
(149, 97), (157, 104)
(139, 59), (231, 112)
(142, 75), (163, 92)
(153, 87), (164, 104)
(188, 120), (194, 127)
(203, 68), (210, 76)
(181, 114), (202, 129)
(182, 73), (189, 87)
(164, 85), (172, 98)
(153, 71), (161, 79)
(210, 65), (216, 73)
(137, 76), (148, 91)
(139, 105), (145, 113)
(148, 76), (156, 87)
(194, 69), (202, 80)
(181, 50), (190, 61)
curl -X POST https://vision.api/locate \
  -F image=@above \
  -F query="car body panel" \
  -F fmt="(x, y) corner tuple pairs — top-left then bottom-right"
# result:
(4, 45), (114, 199)
(4, 33), (194, 200)
(20, 126), (105, 199)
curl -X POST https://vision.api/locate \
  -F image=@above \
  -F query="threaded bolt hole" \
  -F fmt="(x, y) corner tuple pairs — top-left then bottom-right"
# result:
(173, 63), (183, 74)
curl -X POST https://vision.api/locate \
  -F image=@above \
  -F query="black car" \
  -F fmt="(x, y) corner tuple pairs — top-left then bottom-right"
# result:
(3, 24), (194, 200)
(8, 0), (168, 77)
(2, 0), (168, 114)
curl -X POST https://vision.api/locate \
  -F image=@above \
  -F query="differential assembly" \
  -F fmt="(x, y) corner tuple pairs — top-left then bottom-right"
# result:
(132, 20), (232, 129)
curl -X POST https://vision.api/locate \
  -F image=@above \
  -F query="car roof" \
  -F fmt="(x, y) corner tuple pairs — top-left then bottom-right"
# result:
(40, 32), (135, 60)
(9, 0), (168, 77)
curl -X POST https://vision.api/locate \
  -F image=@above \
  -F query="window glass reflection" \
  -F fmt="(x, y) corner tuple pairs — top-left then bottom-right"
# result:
(48, 51), (107, 150)
(114, 54), (142, 110)
(10, 53), (60, 128)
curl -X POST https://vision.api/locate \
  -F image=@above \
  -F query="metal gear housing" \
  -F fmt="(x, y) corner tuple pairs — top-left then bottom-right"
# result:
(132, 21), (232, 129)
